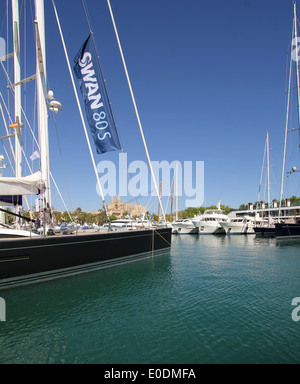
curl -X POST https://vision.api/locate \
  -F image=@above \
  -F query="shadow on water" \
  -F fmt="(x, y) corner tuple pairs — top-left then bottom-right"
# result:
(0, 252), (173, 364)
(276, 238), (300, 248)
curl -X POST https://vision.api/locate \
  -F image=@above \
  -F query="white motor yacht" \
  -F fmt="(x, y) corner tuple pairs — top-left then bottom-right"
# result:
(219, 215), (255, 234)
(172, 219), (198, 234)
(192, 208), (229, 235)
(94, 219), (138, 232)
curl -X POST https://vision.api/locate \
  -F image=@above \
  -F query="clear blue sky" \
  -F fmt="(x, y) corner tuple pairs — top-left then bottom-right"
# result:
(1, 0), (300, 214)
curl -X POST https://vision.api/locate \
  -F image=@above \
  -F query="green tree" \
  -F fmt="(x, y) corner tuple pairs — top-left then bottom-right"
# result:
(53, 211), (62, 224)
(62, 211), (71, 223)
(96, 209), (109, 225)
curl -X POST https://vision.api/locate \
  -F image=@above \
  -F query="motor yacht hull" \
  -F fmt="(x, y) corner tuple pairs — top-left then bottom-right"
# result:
(219, 222), (255, 235)
(172, 221), (197, 234)
(192, 220), (225, 235)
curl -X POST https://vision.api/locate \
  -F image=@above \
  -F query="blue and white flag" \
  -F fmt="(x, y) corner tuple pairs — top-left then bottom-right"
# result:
(73, 34), (122, 155)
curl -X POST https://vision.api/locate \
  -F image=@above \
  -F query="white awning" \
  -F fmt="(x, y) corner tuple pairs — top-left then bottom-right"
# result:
(0, 171), (44, 196)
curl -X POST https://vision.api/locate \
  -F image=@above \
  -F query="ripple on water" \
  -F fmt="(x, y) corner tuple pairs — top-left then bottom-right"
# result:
(0, 236), (300, 363)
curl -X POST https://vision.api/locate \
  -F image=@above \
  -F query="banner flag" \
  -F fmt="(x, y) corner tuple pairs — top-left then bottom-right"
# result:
(73, 34), (122, 155)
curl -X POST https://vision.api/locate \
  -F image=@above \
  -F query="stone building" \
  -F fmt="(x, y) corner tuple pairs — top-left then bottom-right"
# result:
(107, 196), (147, 219)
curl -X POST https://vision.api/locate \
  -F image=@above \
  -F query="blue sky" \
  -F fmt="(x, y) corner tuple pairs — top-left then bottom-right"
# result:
(1, 0), (300, 213)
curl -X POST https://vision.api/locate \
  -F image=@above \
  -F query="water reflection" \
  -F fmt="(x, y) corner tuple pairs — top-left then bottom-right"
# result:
(172, 233), (278, 249)
(1, 234), (300, 364)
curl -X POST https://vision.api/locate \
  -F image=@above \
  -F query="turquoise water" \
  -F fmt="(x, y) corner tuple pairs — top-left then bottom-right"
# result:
(0, 235), (300, 364)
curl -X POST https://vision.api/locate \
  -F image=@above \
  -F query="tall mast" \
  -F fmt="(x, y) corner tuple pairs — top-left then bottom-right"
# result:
(294, 2), (300, 130)
(175, 162), (178, 221)
(12, 0), (22, 228)
(279, 2), (299, 219)
(35, 0), (52, 228)
(266, 132), (271, 225)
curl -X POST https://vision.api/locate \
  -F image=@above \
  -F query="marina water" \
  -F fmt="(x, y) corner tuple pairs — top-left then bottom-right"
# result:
(0, 235), (300, 364)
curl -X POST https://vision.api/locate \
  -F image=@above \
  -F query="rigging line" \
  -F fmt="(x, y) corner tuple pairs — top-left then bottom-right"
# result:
(0, 138), (13, 175)
(50, 174), (74, 223)
(258, 134), (267, 203)
(52, 0), (110, 222)
(82, 0), (93, 34)
(1, 61), (71, 220)
(153, 229), (171, 247)
(280, 21), (294, 216)
(1, 81), (37, 173)
(52, 112), (74, 213)
(0, 93), (15, 162)
(106, 0), (166, 223)
(81, 0), (122, 151)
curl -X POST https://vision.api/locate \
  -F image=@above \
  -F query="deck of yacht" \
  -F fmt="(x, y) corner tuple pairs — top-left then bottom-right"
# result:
(0, 228), (157, 242)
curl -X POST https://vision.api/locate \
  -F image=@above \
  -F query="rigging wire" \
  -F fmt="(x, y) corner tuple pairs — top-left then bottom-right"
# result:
(51, 111), (74, 213)
(81, 0), (166, 221)
(81, 0), (122, 151)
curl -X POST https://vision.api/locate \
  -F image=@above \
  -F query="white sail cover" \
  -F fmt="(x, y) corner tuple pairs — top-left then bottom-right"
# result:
(0, 171), (45, 195)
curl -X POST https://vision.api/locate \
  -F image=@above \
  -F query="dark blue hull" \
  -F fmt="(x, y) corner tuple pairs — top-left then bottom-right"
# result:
(0, 228), (172, 290)
(275, 223), (300, 239)
(254, 227), (276, 237)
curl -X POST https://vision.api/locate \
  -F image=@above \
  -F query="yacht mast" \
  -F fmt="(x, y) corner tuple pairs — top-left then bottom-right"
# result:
(34, 0), (52, 229)
(267, 132), (271, 225)
(279, 2), (299, 219)
(294, 2), (300, 130)
(12, 0), (22, 228)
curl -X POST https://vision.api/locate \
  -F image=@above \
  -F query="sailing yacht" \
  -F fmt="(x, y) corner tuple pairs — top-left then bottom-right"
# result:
(255, 2), (300, 240)
(275, 2), (300, 240)
(0, 0), (171, 290)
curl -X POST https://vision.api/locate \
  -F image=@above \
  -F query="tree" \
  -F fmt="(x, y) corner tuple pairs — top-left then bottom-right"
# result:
(290, 195), (300, 206)
(62, 211), (71, 223)
(5, 208), (14, 224)
(77, 211), (88, 225)
(53, 211), (62, 224)
(96, 209), (108, 225)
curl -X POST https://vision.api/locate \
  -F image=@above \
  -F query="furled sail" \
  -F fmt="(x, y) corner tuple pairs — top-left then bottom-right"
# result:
(0, 171), (44, 196)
